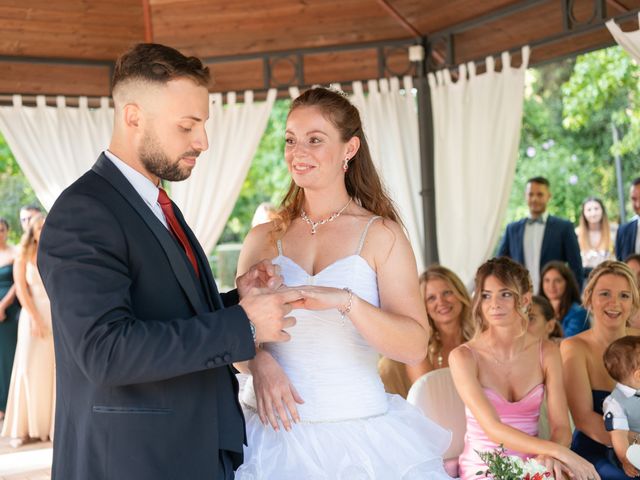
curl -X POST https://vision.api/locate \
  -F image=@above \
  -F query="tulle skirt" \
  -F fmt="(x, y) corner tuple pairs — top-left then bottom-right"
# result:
(235, 394), (453, 479)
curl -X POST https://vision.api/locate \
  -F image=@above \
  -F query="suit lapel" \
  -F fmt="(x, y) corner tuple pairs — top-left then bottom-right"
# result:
(91, 154), (208, 315)
(172, 203), (224, 311)
(515, 219), (527, 261)
(540, 215), (553, 262)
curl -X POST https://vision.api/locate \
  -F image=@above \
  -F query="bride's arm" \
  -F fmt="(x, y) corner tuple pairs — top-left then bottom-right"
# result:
(299, 219), (429, 364)
(234, 224), (303, 432)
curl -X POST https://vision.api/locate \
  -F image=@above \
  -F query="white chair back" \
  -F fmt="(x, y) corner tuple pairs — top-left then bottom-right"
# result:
(406, 367), (466, 460)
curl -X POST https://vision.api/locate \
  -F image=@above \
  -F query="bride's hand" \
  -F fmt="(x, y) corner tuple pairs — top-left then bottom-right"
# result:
(288, 286), (352, 312)
(249, 349), (304, 432)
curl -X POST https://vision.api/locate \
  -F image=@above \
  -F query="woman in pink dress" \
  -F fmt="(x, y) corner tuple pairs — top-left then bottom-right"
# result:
(449, 257), (598, 480)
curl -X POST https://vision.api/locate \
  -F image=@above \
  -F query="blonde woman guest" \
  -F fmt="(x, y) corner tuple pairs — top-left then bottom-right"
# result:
(2, 214), (55, 446)
(379, 265), (474, 398)
(577, 197), (614, 273)
(450, 257), (599, 480)
(561, 260), (640, 479)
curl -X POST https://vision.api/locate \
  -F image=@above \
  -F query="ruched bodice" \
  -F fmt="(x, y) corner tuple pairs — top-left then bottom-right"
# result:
(242, 253), (387, 422)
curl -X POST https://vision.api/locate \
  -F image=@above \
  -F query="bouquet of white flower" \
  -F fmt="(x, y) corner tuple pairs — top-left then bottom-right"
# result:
(476, 445), (553, 480)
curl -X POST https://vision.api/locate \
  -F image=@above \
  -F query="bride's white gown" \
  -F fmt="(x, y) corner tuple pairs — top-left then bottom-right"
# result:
(236, 218), (452, 479)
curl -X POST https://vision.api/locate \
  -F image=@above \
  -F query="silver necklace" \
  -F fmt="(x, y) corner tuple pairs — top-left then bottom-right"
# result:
(488, 336), (526, 366)
(300, 198), (352, 235)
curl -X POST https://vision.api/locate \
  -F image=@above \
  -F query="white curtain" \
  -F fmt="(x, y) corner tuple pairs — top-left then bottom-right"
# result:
(349, 77), (425, 269)
(0, 95), (112, 210)
(429, 47), (530, 286)
(607, 13), (640, 63)
(171, 89), (277, 253)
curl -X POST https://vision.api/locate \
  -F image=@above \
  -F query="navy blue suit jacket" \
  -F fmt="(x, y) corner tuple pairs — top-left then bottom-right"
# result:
(38, 154), (255, 480)
(615, 218), (638, 262)
(497, 215), (584, 287)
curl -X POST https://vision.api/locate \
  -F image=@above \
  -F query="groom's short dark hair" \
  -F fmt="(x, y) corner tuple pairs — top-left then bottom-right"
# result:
(111, 43), (210, 93)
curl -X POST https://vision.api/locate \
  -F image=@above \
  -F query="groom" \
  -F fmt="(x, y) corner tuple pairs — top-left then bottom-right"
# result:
(37, 43), (299, 480)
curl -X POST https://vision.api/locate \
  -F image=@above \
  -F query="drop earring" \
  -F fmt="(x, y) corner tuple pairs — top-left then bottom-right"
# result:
(343, 157), (350, 172)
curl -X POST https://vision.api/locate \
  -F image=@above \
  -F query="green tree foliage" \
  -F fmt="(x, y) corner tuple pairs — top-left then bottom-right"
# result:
(0, 133), (41, 243)
(505, 46), (640, 231)
(217, 99), (291, 244)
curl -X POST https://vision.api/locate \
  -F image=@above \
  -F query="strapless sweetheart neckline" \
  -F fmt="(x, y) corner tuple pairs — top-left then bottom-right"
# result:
(275, 254), (375, 279)
(483, 383), (544, 404)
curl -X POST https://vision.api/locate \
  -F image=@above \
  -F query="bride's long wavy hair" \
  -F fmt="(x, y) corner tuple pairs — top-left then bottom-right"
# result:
(272, 87), (401, 239)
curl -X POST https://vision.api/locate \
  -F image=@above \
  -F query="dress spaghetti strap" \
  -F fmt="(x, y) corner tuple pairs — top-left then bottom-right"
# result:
(356, 216), (381, 255)
(460, 343), (479, 363)
(276, 239), (283, 256)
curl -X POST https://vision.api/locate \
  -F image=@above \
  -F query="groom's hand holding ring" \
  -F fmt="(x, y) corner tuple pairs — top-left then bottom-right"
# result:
(239, 288), (301, 344)
(237, 260), (283, 299)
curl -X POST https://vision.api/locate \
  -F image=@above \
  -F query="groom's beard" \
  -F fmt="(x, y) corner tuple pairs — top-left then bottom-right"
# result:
(139, 128), (196, 182)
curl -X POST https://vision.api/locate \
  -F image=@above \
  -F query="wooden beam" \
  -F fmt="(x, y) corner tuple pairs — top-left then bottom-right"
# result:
(376, 0), (422, 37)
(606, 0), (630, 13)
(142, 0), (154, 43)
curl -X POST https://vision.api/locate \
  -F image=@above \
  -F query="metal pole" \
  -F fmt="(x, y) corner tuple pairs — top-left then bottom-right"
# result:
(612, 122), (626, 224)
(415, 43), (439, 269)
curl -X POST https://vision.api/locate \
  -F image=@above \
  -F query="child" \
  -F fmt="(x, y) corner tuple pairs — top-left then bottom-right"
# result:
(603, 335), (640, 477)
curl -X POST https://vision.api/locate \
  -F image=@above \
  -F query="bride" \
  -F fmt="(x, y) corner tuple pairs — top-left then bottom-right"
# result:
(234, 87), (452, 479)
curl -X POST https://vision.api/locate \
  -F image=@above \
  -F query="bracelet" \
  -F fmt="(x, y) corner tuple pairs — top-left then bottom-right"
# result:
(338, 287), (353, 324)
(248, 320), (257, 345)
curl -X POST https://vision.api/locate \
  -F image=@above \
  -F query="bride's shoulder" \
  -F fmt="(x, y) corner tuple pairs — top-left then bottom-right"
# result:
(358, 213), (408, 249)
(242, 222), (278, 256)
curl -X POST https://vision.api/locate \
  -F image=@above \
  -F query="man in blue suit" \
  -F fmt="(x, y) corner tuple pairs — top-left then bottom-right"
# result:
(37, 44), (302, 480)
(497, 176), (583, 292)
(615, 177), (640, 262)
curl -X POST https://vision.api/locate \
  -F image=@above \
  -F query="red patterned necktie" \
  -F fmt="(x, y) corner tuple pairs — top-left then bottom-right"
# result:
(157, 188), (200, 277)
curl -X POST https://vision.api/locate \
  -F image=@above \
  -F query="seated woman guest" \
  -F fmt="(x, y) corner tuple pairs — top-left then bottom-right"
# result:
(561, 260), (640, 479)
(576, 197), (614, 276)
(450, 257), (599, 480)
(540, 261), (589, 337)
(528, 295), (563, 342)
(379, 265), (474, 398)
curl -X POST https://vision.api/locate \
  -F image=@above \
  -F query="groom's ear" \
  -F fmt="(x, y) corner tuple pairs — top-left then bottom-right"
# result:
(123, 103), (142, 129)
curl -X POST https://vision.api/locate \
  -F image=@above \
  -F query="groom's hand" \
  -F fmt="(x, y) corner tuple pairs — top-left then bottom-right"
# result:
(239, 288), (301, 344)
(237, 259), (283, 299)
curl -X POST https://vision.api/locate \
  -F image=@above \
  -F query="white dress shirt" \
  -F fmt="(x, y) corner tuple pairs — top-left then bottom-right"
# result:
(103, 150), (169, 230)
(523, 212), (548, 294)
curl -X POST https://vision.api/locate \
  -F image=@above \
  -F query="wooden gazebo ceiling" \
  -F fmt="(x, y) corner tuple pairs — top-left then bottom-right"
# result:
(0, 0), (639, 97)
